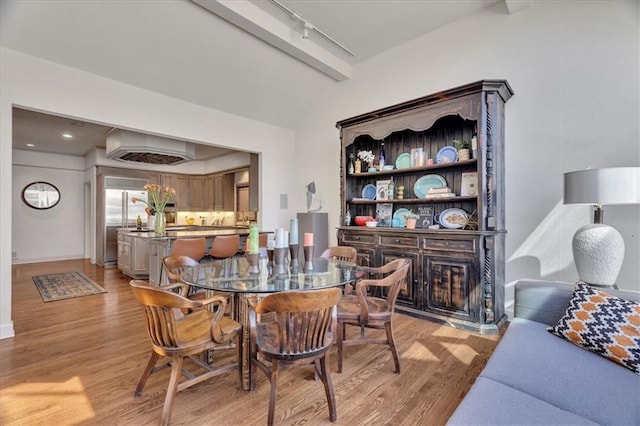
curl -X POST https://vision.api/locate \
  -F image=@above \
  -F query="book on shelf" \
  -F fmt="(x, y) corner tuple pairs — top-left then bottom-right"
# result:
(425, 193), (456, 199)
(427, 187), (452, 194)
(416, 206), (434, 228)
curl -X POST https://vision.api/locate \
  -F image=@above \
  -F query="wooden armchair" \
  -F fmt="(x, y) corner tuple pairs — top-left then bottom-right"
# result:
(249, 288), (343, 426)
(336, 258), (410, 374)
(129, 280), (242, 426)
(320, 246), (357, 263)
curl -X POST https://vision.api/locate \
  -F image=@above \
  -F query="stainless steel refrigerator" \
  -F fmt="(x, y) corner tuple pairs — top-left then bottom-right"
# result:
(103, 177), (149, 264)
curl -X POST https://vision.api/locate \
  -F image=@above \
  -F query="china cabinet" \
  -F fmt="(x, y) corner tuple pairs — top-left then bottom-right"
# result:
(336, 80), (513, 334)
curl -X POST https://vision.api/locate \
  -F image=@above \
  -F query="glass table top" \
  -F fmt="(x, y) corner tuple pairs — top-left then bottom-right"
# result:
(180, 256), (360, 293)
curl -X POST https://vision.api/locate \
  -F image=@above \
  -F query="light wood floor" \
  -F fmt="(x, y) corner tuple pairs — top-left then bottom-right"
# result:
(1, 259), (500, 425)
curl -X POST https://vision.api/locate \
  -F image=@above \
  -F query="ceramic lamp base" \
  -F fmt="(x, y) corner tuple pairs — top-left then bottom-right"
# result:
(572, 224), (624, 287)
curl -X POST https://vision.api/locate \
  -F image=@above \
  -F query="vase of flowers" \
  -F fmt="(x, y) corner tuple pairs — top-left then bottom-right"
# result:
(358, 150), (375, 172)
(132, 184), (176, 236)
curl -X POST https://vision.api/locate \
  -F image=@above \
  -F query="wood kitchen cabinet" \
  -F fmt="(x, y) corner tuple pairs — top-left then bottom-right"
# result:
(189, 176), (205, 210)
(117, 231), (150, 278)
(336, 80), (513, 334)
(174, 175), (190, 209)
(213, 173), (234, 210)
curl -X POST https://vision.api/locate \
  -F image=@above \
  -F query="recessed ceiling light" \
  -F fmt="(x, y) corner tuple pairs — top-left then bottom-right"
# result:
(26, 143), (34, 147)
(62, 133), (73, 138)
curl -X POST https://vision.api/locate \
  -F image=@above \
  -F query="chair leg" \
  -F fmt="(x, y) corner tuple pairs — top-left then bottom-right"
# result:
(134, 351), (159, 397)
(385, 321), (400, 373)
(160, 355), (184, 426)
(236, 333), (243, 389)
(336, 321), (344, 373)
(267, 361), (279, 426)
(318, 354), (338, 422)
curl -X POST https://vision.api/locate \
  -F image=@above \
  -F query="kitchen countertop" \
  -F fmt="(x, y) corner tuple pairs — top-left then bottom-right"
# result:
(119, 228), (250, 240)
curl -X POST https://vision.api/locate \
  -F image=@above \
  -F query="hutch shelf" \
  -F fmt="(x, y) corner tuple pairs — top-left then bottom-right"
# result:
(336, 80), (513, 334)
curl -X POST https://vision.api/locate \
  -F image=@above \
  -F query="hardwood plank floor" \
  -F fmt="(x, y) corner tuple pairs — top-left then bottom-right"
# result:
(1, 259), (500, 425)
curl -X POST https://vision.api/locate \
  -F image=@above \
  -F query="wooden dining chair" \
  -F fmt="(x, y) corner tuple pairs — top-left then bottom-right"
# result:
(249, 288), (343, 426)
(129, 280), (242, 426)
(208, 234), (240, 259)
(336, 258), (410, 374)
(321, 246), (359, 293)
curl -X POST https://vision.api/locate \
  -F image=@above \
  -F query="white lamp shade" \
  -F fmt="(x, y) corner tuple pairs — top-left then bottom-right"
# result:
(564, 167), (640, 205)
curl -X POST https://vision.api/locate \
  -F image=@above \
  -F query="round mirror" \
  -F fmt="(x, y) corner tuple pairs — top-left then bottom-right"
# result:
(21, 181), (61, 210)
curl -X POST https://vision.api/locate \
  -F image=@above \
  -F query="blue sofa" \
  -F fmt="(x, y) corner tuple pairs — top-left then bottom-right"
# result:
(447, 279), (640, 425)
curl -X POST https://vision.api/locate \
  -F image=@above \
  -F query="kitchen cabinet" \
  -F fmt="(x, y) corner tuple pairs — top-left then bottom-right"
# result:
(117, 231), (150, 278)
(213, 173), (234, 210)
(189, 176), (205, 210)
(161, 174), (178, 203)
(175, 175), (190, 209)
(336, 80), (513, 334)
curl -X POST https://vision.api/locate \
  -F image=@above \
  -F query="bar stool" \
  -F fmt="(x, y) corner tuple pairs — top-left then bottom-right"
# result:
(208, 235), (241, 259)
(170, 238), (206, 261)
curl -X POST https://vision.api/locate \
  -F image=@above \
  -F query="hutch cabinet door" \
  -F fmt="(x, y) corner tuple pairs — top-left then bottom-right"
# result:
(423, 255), (478, 322)
(379, 249), (421, 309)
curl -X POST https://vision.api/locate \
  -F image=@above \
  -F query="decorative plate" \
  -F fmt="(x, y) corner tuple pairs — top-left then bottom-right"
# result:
(392, 208), (410, 227)
(362, 184), (377, 200)
(437, 208), (469, 229)
(395, 153), (411, 169)
(413, 174), (447, 199)
(435, 146), (458, 164)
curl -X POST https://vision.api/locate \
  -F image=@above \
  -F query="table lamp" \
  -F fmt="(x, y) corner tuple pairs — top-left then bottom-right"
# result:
(563, 167), (640, 287)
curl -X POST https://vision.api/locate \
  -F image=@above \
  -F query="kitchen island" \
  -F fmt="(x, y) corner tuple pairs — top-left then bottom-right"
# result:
(117, 227), (250, 284)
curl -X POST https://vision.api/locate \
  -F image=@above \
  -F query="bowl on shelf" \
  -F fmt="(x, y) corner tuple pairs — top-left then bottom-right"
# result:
(382, 165), (394, 171)
(354, 216), (374, 226)
(186, 218), (196, 225)
(365, 221), (378, 227)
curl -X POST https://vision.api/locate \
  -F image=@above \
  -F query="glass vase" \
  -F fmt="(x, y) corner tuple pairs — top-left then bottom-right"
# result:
(155, 211), (166, 236)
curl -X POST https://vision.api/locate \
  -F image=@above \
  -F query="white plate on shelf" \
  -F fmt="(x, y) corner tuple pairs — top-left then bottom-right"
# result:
(436, 208), (469, 229)
(395, 153), (411, 169)
(435, 146), (458, 164)
(413, 174), (447, 199)
(362, 184), (377, 200)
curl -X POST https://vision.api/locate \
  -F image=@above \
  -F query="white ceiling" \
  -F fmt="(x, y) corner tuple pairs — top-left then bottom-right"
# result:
(1, 0), (504, 158)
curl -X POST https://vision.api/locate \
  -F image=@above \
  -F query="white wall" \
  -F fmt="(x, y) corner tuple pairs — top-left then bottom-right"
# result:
(12, 151), (86, 262)
(291, 1), (640, 308)
(0, 48), (296, 338)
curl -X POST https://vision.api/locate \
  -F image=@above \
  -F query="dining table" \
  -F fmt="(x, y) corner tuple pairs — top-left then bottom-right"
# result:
(180, 254), (361, 390)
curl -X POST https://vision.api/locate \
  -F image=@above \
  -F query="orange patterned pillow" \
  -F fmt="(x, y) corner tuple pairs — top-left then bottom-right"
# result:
(547, 282), (640, 375)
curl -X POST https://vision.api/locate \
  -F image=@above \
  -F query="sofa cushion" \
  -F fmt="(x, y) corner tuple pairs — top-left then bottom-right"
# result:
(480, 318), (640, 425)
(547, 282), (640, 375)
(447, 377), (598, 425)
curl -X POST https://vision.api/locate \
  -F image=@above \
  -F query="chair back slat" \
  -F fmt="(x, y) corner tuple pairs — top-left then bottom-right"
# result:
(320, 246), (357, 264)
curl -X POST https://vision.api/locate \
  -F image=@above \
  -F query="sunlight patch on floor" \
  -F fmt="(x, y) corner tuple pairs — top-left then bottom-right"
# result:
(0, 376), (95, 423)
(440, 342), (478, 365)
(402, 341), (439, 361)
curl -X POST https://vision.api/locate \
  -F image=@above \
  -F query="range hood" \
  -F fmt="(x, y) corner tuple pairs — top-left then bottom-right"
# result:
(106, 129), (196, 165)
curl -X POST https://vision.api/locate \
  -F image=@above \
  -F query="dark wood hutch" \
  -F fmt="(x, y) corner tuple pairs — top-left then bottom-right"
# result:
(336, 80), (513, 334)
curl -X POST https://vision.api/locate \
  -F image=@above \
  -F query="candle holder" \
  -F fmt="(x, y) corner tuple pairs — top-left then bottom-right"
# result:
(289, 244), (300, 273)
(267, 248), (274, 275)
(246, 252), (260, 274)
(274, 247), (287, 275)
(303, 245), (314, 273)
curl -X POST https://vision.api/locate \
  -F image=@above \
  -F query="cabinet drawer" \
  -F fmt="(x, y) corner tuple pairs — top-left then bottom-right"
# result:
(341, 232), (375, 245)
(380, 235), (419, 248)
(422, 238), (476, 253)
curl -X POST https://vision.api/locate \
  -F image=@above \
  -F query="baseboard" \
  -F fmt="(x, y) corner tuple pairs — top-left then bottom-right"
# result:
(0, 321), (15, 339)
(11, 254), (86, 265)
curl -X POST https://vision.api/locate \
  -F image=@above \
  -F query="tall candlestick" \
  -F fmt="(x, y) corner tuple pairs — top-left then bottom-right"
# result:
(248, 224), (259, 254)
(284, 231), (289, 247)
(290, 218), (299, 245)
(303, 232), (314, 247)
(275, 228), (286, 248)
(267, 239), (275, 250)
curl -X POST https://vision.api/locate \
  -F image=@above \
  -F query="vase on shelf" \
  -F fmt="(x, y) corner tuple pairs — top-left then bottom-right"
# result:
(155, 211), (166, 236)
(355, 159), (362, 174)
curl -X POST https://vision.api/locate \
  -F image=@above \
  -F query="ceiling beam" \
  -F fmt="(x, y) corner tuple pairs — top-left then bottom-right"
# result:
(192, 0), (352, 81)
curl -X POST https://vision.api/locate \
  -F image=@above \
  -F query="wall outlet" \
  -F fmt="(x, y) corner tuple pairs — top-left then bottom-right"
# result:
(12, 251), (17, 258)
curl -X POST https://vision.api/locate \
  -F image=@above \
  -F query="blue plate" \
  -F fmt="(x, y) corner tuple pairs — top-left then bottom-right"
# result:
(392, 208), (410, 227)
(436, 146), (458, 164)
(395, 153), (411, 169)
(413, 174), (447, 199)
(362, 184), (377, 200)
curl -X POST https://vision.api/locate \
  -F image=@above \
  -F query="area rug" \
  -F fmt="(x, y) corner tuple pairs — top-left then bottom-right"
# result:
(32, 271), (107, 302)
